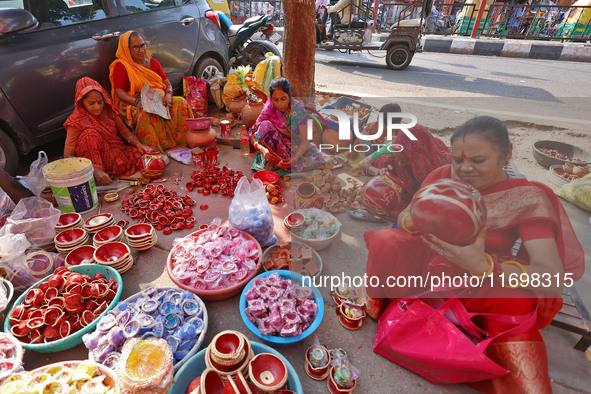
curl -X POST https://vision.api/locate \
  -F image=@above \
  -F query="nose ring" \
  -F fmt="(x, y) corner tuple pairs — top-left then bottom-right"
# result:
(467, 166), (474, 171)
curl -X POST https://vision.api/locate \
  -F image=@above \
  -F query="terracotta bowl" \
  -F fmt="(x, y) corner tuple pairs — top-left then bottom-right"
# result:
(56, 213), (82, 228)
(410, 178), (486, 246)
(283, 212), (304, 232)
(94, 226), (123, 243)
(211, 330), (245, 363)
(94, 242), (130, 264)
(249, 353), (288, 392)
(55, 228), (87, 246)
(24, 251), (54, 277)
(85, 213), (113, 228)
(65, 245), (96, 267)
(563, 162), (575, 174)
(125, 223), (154, 240)
(573, 165), (591, 177)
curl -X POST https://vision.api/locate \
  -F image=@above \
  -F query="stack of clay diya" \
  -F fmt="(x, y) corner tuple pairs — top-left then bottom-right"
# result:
(188, 329), (291, 393)
(84, 213), (115, 235)
(331, 286), (367, 331)
(121, 185), (195, 235)
(65, 245), (96, 268)
(304, 346), (359, 394)
(55, 213), (83, 235)
(93, 226), (124, 248)
(94, 242), (134, 274)
(54, 228), (89, 255)
(124, 223), (157, 251)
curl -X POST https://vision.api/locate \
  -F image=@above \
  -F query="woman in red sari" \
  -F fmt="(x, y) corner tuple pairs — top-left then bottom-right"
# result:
(365, 116), (585, 393)
(64, 77), (151, 185)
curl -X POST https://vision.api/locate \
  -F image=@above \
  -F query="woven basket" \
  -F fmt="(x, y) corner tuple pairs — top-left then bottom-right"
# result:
(532, 140), (591, 169)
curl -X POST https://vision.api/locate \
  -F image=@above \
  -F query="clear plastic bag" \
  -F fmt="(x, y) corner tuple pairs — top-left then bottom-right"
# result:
(0, 188), (15, 228)
(0, 197), (61, 248)
(16, 151), (48, 195)
(228, 177), (277, 247)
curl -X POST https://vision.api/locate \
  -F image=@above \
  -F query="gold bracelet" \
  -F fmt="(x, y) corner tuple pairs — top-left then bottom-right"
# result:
(501, 260), (527, 288)
(400, 213), (419, 235)
(470, 253), (494, 279)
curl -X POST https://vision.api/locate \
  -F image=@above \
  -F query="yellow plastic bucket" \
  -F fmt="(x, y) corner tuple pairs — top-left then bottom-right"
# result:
(42, 158), (98, 213)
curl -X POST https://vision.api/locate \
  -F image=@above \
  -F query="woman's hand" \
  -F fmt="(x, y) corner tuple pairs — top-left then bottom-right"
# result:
(94, 169), (113, 186)
(422, 227), (491, 275)
(164, 92), (173, 109)
(135, 143), (153, 153)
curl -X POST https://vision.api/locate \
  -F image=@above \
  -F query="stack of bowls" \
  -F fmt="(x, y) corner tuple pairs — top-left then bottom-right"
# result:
(55, 213), (83, 235)
(124, 223), (157, 251)
(94, 242), (133, 274)
(84, 213), (115, 235)
(54, 228), (89, 254)
(93, 226), (124, 248)
(205, 330), (254, 382)
(65, 245), (96, 268)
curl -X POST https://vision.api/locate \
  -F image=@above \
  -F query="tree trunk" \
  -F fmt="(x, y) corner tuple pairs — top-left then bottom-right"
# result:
(282, 0), (316, 99)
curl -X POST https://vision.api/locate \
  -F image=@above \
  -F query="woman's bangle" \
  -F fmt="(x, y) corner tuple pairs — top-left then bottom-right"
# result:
(400, 213), (418, 235)
(363, 163), (374, 177)
(470, 253), (495, 279)
(500, 260), (527, 288)
(133, 97), (140, 107)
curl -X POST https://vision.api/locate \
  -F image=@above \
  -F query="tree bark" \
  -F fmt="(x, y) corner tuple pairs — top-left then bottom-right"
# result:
(282, 0), (316, 99)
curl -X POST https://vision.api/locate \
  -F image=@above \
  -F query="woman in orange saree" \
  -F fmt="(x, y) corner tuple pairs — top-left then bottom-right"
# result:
(365, 116), (585, 393)
(109, 31), (192, 153)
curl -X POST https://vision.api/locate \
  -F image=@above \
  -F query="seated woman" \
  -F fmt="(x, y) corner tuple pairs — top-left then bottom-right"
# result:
(64, 77), (152, 186)
(109, 31), (192, 153)
(365, 116), (584, 392)
(249, 78), (335, 173)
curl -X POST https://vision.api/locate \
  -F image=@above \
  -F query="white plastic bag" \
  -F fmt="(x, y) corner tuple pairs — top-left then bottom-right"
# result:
(0, 196), (61, 248)
(166, 147), (193, 165)
(17, 151), (48, 195)
(228, 177), (277, 247)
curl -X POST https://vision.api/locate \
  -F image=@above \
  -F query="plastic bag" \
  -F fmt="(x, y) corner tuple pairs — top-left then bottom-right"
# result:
(118, 338), (174, 394)
(253, 53), (282, 97)
(0, 188), (15, 228)
(165, 147), (193, 165)
(558, 173), (591, 212)
(207, 71), (226, 109)
(228, 176), (277, 247)
(0, 197), (61, 248)
(222, 66), (253, 110)
(16, 151), (48, 195)
(183, 76), (208, 117)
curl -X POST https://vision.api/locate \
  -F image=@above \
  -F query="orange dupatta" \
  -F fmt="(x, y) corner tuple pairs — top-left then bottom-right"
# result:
(108, 31), (167, 121)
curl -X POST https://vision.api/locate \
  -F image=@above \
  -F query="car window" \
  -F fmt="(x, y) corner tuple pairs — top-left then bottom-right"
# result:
(14, 0), (108, 30)
(121, 0), (179, 14)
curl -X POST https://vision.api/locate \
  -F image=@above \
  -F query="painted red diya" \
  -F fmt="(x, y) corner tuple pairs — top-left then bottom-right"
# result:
(327, 366), (357, 394)
(410, 178), (487, 246)
(305, 344), (331, 380)
(248, 353), (288, 392)
(137, 150), (166, 179)
(283, 212), (304, 231)
(336, 302), (366, 331)
(359, 173), (403, 220)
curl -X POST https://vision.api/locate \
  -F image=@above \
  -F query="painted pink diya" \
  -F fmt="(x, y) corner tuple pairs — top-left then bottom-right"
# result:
(327, 365), (357, 394)
(410, 178), (486, 246)
(336, 302), (366, 331)
(248, 353), (288, 392)
(304, 344), (331, 380)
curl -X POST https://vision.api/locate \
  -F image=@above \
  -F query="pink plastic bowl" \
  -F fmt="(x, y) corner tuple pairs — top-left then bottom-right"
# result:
(94, 242), (129, 264)
(186, 117), (213, 130)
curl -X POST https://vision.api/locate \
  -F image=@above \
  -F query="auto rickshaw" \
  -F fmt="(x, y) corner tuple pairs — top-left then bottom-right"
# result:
(556, 0), (591, 40)
(317, 0), (433, 70)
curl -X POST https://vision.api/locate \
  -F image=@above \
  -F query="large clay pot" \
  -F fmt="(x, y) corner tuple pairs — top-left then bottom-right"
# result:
(186, 127), (217, 148)
(137, 151), (166, 179)
(294, 182), (324, 210)
(359, 173), (403, 221)
(410, 178), (486, 246)
(240, 100), (264, 128)
(229, 97), (247, 115)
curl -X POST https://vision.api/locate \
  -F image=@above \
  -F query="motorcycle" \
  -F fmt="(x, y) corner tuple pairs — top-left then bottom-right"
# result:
(215, 11), (282, 69)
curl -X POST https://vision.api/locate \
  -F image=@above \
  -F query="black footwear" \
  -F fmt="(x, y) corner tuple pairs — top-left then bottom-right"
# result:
(347, 208), (386, 223)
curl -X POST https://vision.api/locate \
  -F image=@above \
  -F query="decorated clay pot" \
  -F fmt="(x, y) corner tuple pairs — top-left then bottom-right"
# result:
(137, 151), (166, 179)
(241, 100), (264, 128)
(305, 344), (332, 380)
(410, 178), (486, 246)
(229, 97), (247, 115)
(336, 302), (366, 331)
(327, 366), (357, 394)
(186, 127), (217, 149)
(359, 173), (403, 220)
(294, 182), (324, 210)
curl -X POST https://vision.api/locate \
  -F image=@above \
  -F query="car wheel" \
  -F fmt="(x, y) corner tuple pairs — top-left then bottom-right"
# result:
(194, 58), (224, 81)
(0, 129), (18, 175)
(386, 45), (413, 70)
(241, 41), (281, 69)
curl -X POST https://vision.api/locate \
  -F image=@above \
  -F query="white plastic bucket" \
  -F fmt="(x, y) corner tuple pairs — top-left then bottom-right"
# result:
(42, 158), (98, 213)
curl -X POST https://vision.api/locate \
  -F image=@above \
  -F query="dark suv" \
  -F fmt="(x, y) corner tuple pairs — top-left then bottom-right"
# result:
(0, 0), (228, 173)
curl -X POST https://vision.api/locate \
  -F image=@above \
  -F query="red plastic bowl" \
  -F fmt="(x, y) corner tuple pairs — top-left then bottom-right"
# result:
(94, 226), (122, 243)
(66, 245), (96, 266)
(410, 178), (487, 246)
(166, 229), (262, 301)
(253, 171), (280, 186)
(94, 242), (130, 264)
(125, 223), (154, 239)
(56, 213), (81, 228)
(55, 228), (86, 245)
(186, 117), (212, 130)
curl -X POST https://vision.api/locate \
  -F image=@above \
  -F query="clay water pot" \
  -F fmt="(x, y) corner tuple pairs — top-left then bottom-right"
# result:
(359, 173), (403, 221)
(241, 100), (264, 128)
(229, 97), (247, 115)
(186, 127), (218, 148)
(137, 150), (166, 179)
(294, 182), (324, 210)
(410, 178), (486, 246)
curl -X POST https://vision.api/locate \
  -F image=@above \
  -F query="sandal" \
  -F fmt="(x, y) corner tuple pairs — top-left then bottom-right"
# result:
(347, 208), (386, 223)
